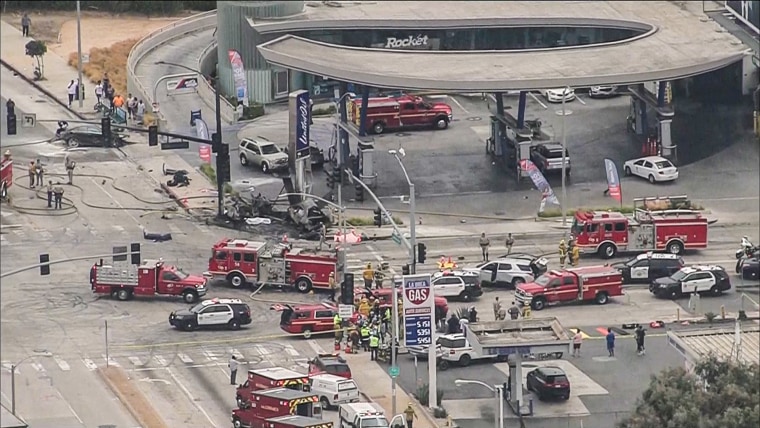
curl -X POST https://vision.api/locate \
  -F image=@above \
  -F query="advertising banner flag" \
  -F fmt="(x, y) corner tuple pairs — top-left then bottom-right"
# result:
(227, 50), (248, 106)
(194, 117), (209, 141)
(519, 159), (560, 213)
(604, 158), (622, 203)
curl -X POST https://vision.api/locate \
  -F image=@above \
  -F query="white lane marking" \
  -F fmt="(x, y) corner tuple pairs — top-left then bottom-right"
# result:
(529, 92), (548, 109)
(128, 356), (143, 366)
(178, 353), (193, 364)
(307, 340), (327, 355)
(154, 355), (167, 366)
(82, 358), (98, 371)
(1, 362), (14, 373)
(576, 96), (587, 105)
(168, 223), (184, 236)
(253, 344), (270, 356)
(366, 244), (396, 276)
(54, 356), (71, 371)
(448, 96), (470, 115)
(166, 368), (219, 427)
(231, 349), (245, 360)
(102, 354), (120, 367)
(31, 363), (46, 373)
(39, 230), (53, 240)
(203, 349), (218, 361)
(90, 177), (142, 227)
(284, 344), (300, 357)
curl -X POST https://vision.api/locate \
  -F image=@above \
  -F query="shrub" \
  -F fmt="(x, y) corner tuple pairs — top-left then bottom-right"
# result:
(312, 105), (337, 116)
(432, 407), (448, 418)
(68, 39), (138, 96)
(199, 164), (216, 183)
(415, 383), (444, 407)
(241, 104), (265, 121)
(345, 216), (404, 226)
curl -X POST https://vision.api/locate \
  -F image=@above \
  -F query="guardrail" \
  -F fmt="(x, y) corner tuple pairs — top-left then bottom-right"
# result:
(197, 41), (239, 123)
(126, 10), (217, 128)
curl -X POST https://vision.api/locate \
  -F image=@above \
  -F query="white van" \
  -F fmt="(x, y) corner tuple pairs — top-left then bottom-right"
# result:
(310, 373), (360, 409)
(339, 403), (405, 428)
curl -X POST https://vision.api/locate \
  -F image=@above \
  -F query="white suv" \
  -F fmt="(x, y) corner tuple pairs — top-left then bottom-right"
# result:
(467, 254), (548, 288)
(238, 138), (289, 173)
(431, 271), (483, 301)
(438, 333), (505, 370)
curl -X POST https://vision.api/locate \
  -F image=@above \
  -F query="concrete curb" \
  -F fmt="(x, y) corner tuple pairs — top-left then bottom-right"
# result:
(97, 366), (169, 428)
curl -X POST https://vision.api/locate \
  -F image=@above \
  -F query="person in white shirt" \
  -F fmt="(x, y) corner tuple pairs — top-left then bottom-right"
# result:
(572, 331), (583, 357)
(94, 81), (103, 105)
(67, 80), (77, 107)
(136, 99), (145, 123)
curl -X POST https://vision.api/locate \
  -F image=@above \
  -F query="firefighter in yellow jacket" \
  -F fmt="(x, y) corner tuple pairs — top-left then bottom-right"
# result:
(558, 239), (567, 268)
(570, 242), (580, 267)
(362, 263), (375, 289)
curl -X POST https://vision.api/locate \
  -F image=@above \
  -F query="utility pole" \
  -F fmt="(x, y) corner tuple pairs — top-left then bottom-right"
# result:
(561, 87), (568, 227)
(76, 0), (84, 109)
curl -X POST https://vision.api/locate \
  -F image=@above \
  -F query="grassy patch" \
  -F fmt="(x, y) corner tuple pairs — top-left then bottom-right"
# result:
(199, 163), (216, 183)
(68, 38), (138, 96)
(537, 204), (704, 218)
(312, 105), (337, 116)
(346, 216), (404, 226)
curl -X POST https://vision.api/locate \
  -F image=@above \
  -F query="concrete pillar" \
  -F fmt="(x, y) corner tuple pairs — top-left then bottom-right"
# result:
(657, 81), (667, 107)
(339, 82), (350, 167)
(658, 118), (674, 157)
(495, 92), (505, 115)
(358, 87), (370, 136)
(517, 91), (527, 128)
(637, 99), (648, 135)
(359, 141), (375, 188)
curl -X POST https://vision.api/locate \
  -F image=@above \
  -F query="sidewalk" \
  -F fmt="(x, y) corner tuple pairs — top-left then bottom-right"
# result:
(343, 352), (440, 428)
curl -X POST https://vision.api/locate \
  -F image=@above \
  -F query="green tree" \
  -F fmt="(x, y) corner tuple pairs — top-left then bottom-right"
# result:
(618, 356), (760, 428)
(24, 40), (47, 80)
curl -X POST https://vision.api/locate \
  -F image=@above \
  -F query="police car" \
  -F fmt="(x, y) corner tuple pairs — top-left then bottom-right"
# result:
(169, 298), (252, 331)
(431, 270), (483, 302)
(612, 252), (685, 283)
(649, 265), (731, 299)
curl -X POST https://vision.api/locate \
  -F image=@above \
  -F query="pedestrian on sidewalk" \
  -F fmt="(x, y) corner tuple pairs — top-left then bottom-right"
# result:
(605, 328), (615, 357)
(369, 332), (380, 361)
(360, 324), (370, 352)
(67, 80), (77, 107)
(492, 296), (502, 320)
(127, 94), (136, 120)
(228, 355), (239, 385)
(403, 403), (418, 428)
(479, 232), (490, 261)
(64, 155), (76, 184)
(94, 81), (103, 105)
(318, 222), (327, 250)
(572, 331), (583, 357)
(136, 99), (146, 123)
(505, 233), (514, 255)
(35, 158), (44, 186)
(327, 272), (337, 302)
(5, 99), (15, 116)
(53, 185), (64, 209)
(508, 301), (521, 320)
(21, 13), (31, 37)
(46, 180), (53, 208)
(28, 160), (36, 188)
(635, 325), (646, 356)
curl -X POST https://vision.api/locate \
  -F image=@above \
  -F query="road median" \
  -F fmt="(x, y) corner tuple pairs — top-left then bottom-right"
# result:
(98, 366), (169, 428)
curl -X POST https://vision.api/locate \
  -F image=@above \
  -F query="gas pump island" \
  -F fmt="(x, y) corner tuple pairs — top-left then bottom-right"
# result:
(464, 318), (572, 416)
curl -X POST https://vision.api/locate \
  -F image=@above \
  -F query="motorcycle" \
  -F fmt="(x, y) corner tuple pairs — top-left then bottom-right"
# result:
(735, 236), (758, 273)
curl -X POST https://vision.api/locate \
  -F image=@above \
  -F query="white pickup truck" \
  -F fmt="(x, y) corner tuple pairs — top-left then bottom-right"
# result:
(339, 403), (405, 428)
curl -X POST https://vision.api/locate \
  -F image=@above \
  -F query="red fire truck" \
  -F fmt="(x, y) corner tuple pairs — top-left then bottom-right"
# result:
(232, 388), (322, 428)
(515, 266), (624, 311)
(1, 150), (13, 201)
(348, 94), (453, 134)
(571, 201), (709, 259)
(90, 259), (207, 302)
(264, 415), (332, 428)
(237, 367), (311, 407)
(205, 238), (338, 293)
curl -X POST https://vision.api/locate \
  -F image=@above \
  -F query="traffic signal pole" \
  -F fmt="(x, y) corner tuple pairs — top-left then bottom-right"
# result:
(409, 182), (417, 274)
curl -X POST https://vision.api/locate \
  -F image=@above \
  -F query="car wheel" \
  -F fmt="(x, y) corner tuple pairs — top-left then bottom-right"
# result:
(116, 289), (131, 301)
(240, 154), (248, 166)
(295, 277), (313, 293)
(435, 117), (448, 130)
(182, 290), (198, 304)
(563, 394), (570, 401)
(511, 278), (525, 288)
(261, 162), (270, 173)
(459, 354), (471, 366)
(649, 174), (656, 184)
(184, 319), (197, 331)
(228, 319), (241, 330)
(595, 292), (609, 305)
(667, 241), (684, 255)
(709, 285), (722, 297)
(302, 327), (313, 339)
(599, 243), (616, 259)
(438, 360), (449, 371)
(669, 288), (682, 299)
(228, 272), (247, 288)
(624, 166), (631, 176)
(372, 122), (385, 134)
(320, 397), (331, 410)
(67, 137), (80, 148)
(459, 291), (472, 302)
(233, 417), (243, 428)
(531, 298), (546, 311)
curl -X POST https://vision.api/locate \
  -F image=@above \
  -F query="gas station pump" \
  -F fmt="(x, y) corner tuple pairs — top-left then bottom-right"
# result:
(358, 141), (376, 189)
(487, 115), (533, 181)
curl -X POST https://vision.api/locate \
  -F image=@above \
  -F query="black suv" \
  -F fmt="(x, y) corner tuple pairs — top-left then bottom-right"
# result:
(169, 298), (252, 331)
(649, 266), (731, 299)
(529, 143), (570, 177)
(612, 252), (685, 283)
(526, 366), (570, 401)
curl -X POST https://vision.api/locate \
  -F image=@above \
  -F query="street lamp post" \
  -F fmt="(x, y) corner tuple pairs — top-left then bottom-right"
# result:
(11, 350), (51, 415)
(560, 87), (569, 228)
(454, 379), (503, 428)
(334, 92), (353, 281)
(154, 61), (224, 218)
(388, 148), (416, 274)
(76, 1), (83, 108)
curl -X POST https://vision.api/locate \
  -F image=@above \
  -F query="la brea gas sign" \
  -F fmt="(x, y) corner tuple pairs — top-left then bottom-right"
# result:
(385, 34), (429, 49)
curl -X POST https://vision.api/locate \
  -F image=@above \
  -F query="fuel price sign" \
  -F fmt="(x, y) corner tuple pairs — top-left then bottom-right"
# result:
(402, 274), (433, 347)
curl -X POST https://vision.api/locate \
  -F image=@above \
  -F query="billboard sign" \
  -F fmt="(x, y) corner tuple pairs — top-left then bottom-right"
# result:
(166, 76), (198, 94)
(402, 274), (434, 347)
(289, 90), (311, 159)
(604, 158), (622, 203)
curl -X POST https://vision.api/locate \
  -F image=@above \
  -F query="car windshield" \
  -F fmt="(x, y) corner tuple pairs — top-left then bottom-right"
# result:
(654, 160), (673, 169)
(260, 144), (280, 155)
(670, 270), (688, 281)
(534, 274), (553, 286)
(360, 417), (389, 428)
(571, 219), (584, 235)
(173, 268), (190, 280)
(624, 258), (641, 267)
(189, 303), (205, 313)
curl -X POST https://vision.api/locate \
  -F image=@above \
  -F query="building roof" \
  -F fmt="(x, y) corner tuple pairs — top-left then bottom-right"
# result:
(667, 325), (760, 366)
(255, 1), (749, 91)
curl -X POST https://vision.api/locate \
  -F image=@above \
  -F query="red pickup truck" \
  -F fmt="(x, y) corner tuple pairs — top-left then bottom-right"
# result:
(514, 266), (623, 311)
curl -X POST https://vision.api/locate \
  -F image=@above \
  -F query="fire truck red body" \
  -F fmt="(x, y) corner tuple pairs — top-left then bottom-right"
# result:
(236, 367), (310, 407)
(90, 259), (207, 303)
(515, 266), (624, 311)
(0, 150), (13, 200)
(571, 204), (709, 259)
(231, 388), (322, 428)
(348, 95), (453, 134)
(205, 239), (338, 293)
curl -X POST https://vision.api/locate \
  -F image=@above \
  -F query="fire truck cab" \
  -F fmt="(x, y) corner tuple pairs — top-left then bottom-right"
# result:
(348, 95), (452, 134)
(206, 238), (338, 293)
(0, 149), (13, 201)
(90, 259), (207, 303)
(232, 388), (322, 428)
(571, 206), (708, 259)
(237, 367), (310, 407)
(515, 266), (624, 311)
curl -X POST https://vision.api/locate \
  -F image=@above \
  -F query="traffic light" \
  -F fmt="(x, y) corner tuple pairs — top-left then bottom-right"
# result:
(417, 243), (427, 264)
(211, 132), (221, 153)
(401, 264), (410, 275)
(6, 114), (16, 135)
(148, 125), (158, 146)
(355, 182), (364, 202)
(326, 168), (334, 189)
(100, 117), (111, 146)
(373, 208), (382, 227)
(217, 144), (231, 183)
(39, 253), (50, 276)
(341, 273), (355, 305)
(130, 242), (141, 265)
(333, 164), (342, 186)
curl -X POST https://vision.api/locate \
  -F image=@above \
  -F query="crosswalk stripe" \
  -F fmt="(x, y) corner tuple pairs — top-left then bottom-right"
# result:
(82, 358), (98, 371)
(178, 353), (193, 364)
(31, 363), (46, 373)
(154, 355), (167, 366)
(284, 345), (299, 357)
(203, 349), (218, 361)
(102, 354), (120, 367)
(2, 362), (15, 373)
(253, 344), (270, 356)
(54, 356), (70, 371)
(128, 356), (143, 366)
(168, 224), (183, 236)
(40, 230), (53, 240)
(231, 349), (245, 360)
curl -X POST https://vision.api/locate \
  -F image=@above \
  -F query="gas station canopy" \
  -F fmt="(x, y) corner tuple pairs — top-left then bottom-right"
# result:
(464, 318), (572, 357)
